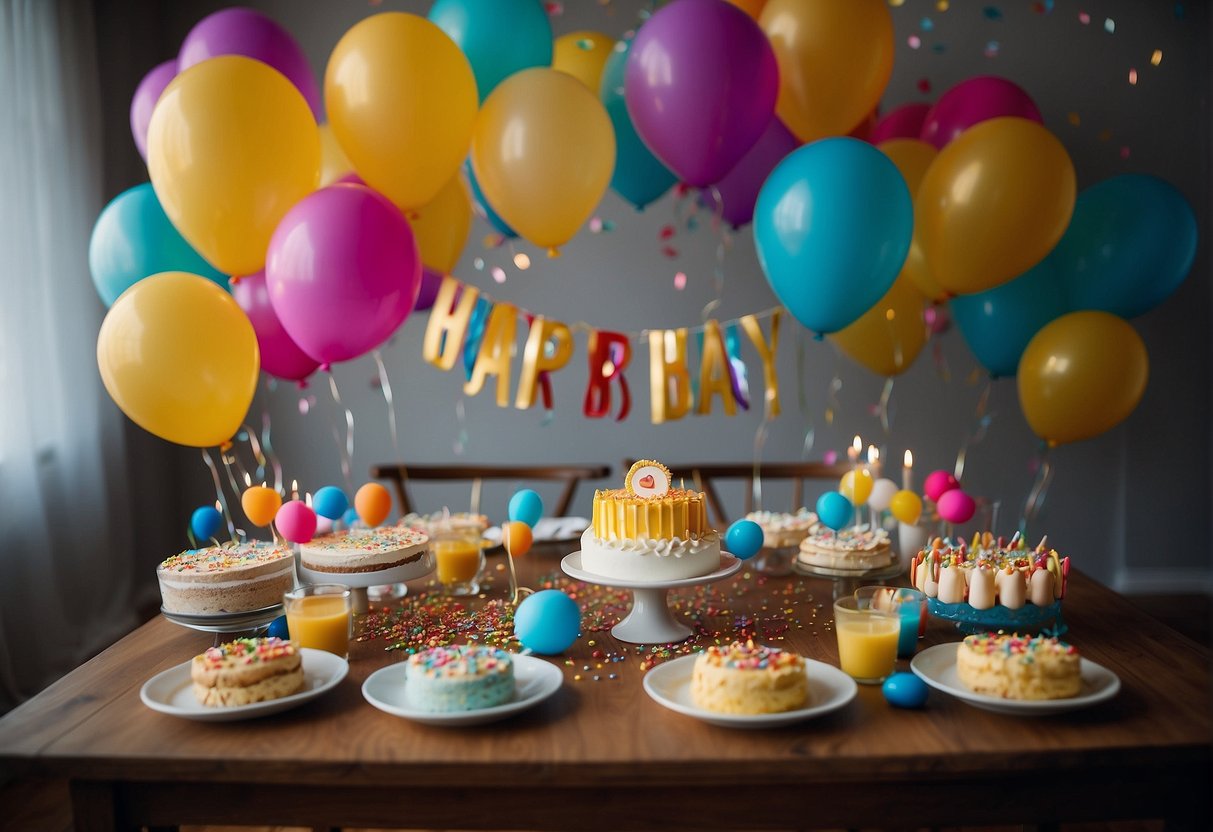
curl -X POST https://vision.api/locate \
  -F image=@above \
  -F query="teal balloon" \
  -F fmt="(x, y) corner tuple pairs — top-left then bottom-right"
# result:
(725, 519), (763, 560)
(508, 489), (544, 527)
(951, 258), (1069, 379)
(514, 590), (581, 655)
(815, 491), (853, 532)
(89, 183), (227, 307)
(190, 506), (223, 541)
(312, 486), (349, 521)
(754, 138), (912, 336)
(465, 160), (516, 238)
(428, 0), (552, 103)
(600, 37), (677, 210)
(1053, 174), (1197, 319)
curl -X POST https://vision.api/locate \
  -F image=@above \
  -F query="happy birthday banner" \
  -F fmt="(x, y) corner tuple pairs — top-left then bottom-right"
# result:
(422, 275), (783, 425)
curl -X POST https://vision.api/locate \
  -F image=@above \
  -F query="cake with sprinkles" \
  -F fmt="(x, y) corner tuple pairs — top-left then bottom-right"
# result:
(300, 524), (429, 574)
(157, 541), (296, 615)
(797, 524), (894, 571)
(745, 508), (820, 549)
(690, 641), (808, 714)
(580, 459), (720, 581)
(404, 645), (515, 712)
(909, 532), (1069, 610)
(955, 633), (1082, 700)
(191, 637), (304, 706)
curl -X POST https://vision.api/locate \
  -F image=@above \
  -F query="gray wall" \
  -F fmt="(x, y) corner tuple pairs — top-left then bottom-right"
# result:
(96, 0), (1212, 594)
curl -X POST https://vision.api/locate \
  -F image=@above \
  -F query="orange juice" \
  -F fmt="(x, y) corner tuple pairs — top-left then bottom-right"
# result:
(434, 538), (483, 585)
(286, 593), (350, 657)
(835, 616), (900, 683)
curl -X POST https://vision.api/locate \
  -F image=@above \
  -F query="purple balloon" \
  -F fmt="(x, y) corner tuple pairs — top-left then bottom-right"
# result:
(625, 0), (778, 187)
(178, 8), (321, 119)
(919, 76), (1042, 149)
(707, 117), (798, 228)
(871, 102), (931, 145)
(267, 184), (422, 367)
(414, 267), (444, 313)
(231, 271), (319, 382)
(130, 60), (178, 162)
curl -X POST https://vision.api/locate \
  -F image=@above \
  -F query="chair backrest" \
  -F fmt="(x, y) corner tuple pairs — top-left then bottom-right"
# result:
(623, 459), (852, 528)
(369, 463), (612, 519)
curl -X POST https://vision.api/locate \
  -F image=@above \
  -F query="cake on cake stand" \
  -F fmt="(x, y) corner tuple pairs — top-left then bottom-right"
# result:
(298, 551), (436, 614)
(561, 552), (742, 644)
(160, 604), (285, 644)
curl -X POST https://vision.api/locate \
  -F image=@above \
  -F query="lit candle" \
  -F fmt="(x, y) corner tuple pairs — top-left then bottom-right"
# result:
(243, 472), (252, 488)
(291, 479), (300, 501)
(902, 450), (913, 491)
(848, 435), (862, 468)
(867, 445), (881, 480)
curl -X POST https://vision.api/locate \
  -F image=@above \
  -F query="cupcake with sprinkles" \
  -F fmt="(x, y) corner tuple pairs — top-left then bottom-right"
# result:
(690, 640), (808, 714)
(404, 645), (515, 712)
(955, 633), (1082, 700)
(157, 540), (296, 615)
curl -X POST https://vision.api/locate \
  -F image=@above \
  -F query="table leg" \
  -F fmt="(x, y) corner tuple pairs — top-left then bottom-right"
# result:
(70, 780), (145, 832)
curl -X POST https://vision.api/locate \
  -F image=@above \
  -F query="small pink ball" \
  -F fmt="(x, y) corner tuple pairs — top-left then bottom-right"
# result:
(937, 489), (976, 524)
(276, 500), (318, 543)
(923, 469), (960, 502)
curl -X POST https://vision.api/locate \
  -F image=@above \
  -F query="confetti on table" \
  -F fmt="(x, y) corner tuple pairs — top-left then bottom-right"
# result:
(1120, 146), (1131, 160)
(936, 0), (949, 11)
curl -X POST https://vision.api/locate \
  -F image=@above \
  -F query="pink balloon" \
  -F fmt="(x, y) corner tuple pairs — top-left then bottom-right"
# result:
(923, 470), (960, 503)
(276, 500), (317, 543)
(267, 184), (421, 367)
(871, 102), (931, 145)
(130, 60), (177, 163)
(230, 271), (319, 383)
(936, 489), (976, 525)
(919, 76), (1042, 149)
(707, 117), (799, 228)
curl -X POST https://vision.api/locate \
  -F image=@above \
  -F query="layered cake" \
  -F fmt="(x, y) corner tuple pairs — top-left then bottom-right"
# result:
(745, 509), (819, 549)
(300, 524), (429, 574)
(798, 525), (894, 571)
(909, 532), (1070, 609)
(580, 460), (720, 581)
(956, 633), (1082, 700)
(690, 641), (808, 714)
(191, 637), (304, 706)
(157, 541), (296, 615)
(404, 645), (515, 712)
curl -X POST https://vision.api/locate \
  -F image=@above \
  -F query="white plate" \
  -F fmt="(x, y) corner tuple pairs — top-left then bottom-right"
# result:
(160, 603), (284, 634)
(483, 517), (590, 547)
(643, 653), (858, 729)
(361, 653), (563, 726)
(561, 551), (743, 590)
(140, 648), (348, 722)
(910, 642), (1121, 715)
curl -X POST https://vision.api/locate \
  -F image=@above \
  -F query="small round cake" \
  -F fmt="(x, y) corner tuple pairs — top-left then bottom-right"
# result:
(798, 525), (894, 571)
(910, 533), (1069, 610)
(404, 645), (515, 712)
(191, 637), (304, 707)
(300, 524), (429, 574)
(955, 633), (1081, 700)
(157, 541), (296, 615)
(745, 509), (819, 549)
(690, 641), (808, 714)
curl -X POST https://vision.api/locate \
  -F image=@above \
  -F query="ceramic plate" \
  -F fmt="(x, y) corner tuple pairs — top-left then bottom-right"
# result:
(561, 552), (743, 589)
(643, 653), (858, 729)
(361, 654), (563, 726)
(483, 517), (590, 547)
(910, 643), (1121, 715)
(140, 648), (348, 722)
(160, 604), (284, 634)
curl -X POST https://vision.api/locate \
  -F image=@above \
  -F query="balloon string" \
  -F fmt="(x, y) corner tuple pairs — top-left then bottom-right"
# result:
(327, 372), (355, 492)
(954, 376), (994, 480)
(260, 408), (284, 493)
(752, 420), (770, 512)
(878, 377), (895, 436)
(223, 437), (254, 492)
(1019, 444), (1055, 537)
(700, 185), (728, 324)
(824, 362), (843, 427)
(795, 328), (816, 459)
(240, 421), (267, 484)
(453, 397), (468, 456)
(201, 448), (237, 543)
(373, 349), (401, 460)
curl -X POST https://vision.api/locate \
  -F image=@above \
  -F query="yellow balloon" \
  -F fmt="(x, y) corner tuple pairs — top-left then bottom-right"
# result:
(552, 31), (615, 93)
(878, 139), (948, 302)
(916, 117), (1076, 296)
(318, 122), (354, 187)
(727, 0), (769, 19)
(406, 174), (472, 274)
(759, 0), (894, 142)
(97, 272), (259, 447)
(147, 56), (320, 277)
(326, 13), (478, 210)
(839, 469), (875, 506)
(889, 490), (923, 525)
(830, 273), (927, 377)
(472, 68), (615, 253)
(1017, 311), (1148, 446)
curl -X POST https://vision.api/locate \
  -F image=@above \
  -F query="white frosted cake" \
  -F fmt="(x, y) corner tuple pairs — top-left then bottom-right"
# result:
(191, 637), (304, 706)
(690, 641), (808, 714)
(798, 525), (894, 571)
(300, 524), (429, 574)
(404, 645), (515, 712)
(956, 633), (1081, 700)
(157, 541), (296, 615)
(745, 508), (819, 549)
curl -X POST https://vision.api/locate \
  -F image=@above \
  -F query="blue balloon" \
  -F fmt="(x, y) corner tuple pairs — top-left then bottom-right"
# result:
(341, 507), (360, 528)
(508, 489), (544, 527)
(514, 590), (581, 655)
(464, 160), (517, 238)
(600, 37), (678, 210)
(815, 491), (853, 532)
(725, 519), (764, 560)
(754, 138), (912, 336)
(312, 486), (349, 521)
(1053, 174), (1197, 319)
(267, 615), (290, 640)
(428, 0), (552, 103)
(190, 506), (223, 541)
(88, 183), (227, 307)
(882, 672), (929, 709)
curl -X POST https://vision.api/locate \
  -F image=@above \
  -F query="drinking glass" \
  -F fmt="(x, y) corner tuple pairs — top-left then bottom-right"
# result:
(284, 584), (352, 659)
(833, 595), (899, 684)
(432, 526), (486, 596)
(855, 585), (927, 658)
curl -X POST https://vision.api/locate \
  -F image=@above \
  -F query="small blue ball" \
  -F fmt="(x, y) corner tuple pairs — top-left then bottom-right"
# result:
(514, 590), (581, 655)
(882, 672), (929, 709)
(267, 615), (290, 640)
(508, 489), (544, 527)
(725, 519), (764, 560)
(341, 507), (360, 528)
(190, 506), (223, 542)
(312, 486), (350, 520)
(816, 490), (854, 532)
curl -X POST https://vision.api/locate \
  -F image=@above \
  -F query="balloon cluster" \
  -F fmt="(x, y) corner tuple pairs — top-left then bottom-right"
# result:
(239, 481), (393, 544)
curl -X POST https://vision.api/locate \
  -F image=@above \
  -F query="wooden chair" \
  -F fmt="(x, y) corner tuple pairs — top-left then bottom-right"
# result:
(369, 463), (612, 518)
(623, 459), (852, 528)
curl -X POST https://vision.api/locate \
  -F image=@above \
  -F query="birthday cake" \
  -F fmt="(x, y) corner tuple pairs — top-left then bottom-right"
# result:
(300, 524), (429, 574)
(580, 460), (720, 581)
(157, 541), (296, 615)
(909, 533), (1069, 610)
(191, 637), (304, 706)
(690, 641), (808, 714)
(404, 645), (515, 712)
(745, 508), (819, 549)
(956, 633), (1082, 700)
(797, 525), (894, 571)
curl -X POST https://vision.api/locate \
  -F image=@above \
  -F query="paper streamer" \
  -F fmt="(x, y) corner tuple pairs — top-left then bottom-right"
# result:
(260, 407), (283, 493)
(465, 302), (516, 407)
(373, 349), (400, 459)
(724, 322), (751, 411)
(462, 297), (493, 383)
(200, 448), (237, 542)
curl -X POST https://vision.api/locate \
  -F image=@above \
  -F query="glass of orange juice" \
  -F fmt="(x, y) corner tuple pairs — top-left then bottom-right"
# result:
(431, 525), (485, 596)
(833, 595), (900, 684)
(284, 584), (352, 659)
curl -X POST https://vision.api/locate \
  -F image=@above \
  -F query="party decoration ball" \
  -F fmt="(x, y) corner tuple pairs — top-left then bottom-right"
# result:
(503, 521), (534, 557)
(341, 507), (360, 528)
(839, 469), (875, 506)
(889, 490), (924, 525)
(241, 485), (282, 527)
(267, 615), (290, 640)
(815, 491), (854, 532)
(354, 482), (392, 527)
(508, 489), (544, 528)
(882, 672), (929, 708)
(868, 478), (899, 513)
(936, 489), (977, 525)
(276, 500), (318, 543)
(923, 470), (960, 502)
(725, 520), (764, 560)
(312, 486), (349, 521)
(514, 590), (581, 655)
(190, 506), (223, 541)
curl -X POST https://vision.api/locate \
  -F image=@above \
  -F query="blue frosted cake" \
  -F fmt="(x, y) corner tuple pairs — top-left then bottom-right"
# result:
(404, 645), (515, 712)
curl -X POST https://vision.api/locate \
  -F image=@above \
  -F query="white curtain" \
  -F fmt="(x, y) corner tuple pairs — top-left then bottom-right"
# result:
(0, 0), (137, 712)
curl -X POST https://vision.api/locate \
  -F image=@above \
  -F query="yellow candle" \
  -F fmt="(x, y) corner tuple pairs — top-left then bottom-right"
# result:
(285, 593), (350, 657)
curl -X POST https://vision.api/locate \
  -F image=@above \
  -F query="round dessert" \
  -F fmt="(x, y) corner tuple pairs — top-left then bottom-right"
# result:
(580, 459), (720, 581)
(157, 541), (296, 615)
(690, 641), (808, 714)
(300, 524), (429, 574)
(798, 525), (894, 571)
(909, 532), (1069, 610)
(404, 645), (515, 712)
(745, 508), (819, 549)
(955, 633), (1081, 700)
(191, 637), (304, 707)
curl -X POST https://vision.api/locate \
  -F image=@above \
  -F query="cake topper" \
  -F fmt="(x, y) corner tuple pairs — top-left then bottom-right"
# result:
(625, 459), (672, 498)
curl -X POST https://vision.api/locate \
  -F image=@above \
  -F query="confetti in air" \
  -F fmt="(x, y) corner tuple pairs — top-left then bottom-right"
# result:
(1104, 17), (1115, 33)
(1151, 49), (1163, 66)
(491, 267), (506, 284)
(984, 40), (1000, 57)
(920, 17), (934, 31)
(1128, 68), (1138, 85)
(674, 271), (687, 290)
(908, 35), (922, 49)
(982, 6), (1003, 21)
(513, 253), (531, 270)
(473, 257), (484, 271)
(1079, 11), (1090, 24)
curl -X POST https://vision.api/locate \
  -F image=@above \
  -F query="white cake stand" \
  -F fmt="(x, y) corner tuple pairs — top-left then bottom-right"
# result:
(560, 552), (743, 644)
(298, 550), (436, 613)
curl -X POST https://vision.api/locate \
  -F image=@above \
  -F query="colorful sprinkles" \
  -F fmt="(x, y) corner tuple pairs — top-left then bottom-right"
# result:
(201, 637), (297, 668)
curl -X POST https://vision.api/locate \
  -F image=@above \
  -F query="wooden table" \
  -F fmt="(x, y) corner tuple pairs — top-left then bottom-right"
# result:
(1, 544), (1209, 831)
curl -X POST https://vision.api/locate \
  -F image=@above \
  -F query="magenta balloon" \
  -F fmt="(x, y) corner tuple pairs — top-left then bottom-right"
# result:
(625, 0), (778, 187)
(936, 489), (976, 525)
(178, 8), (321, 119)
(923, 469), (960, 503)
(709, 117), (798, 228)
(919, 76), (1042, 149)
(266, 184), (421, 367)
(276, 500), (317, 543)
(230, 271), (319, 382)
(130, 60), (177, 162)
(870, 102), (931, 145)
